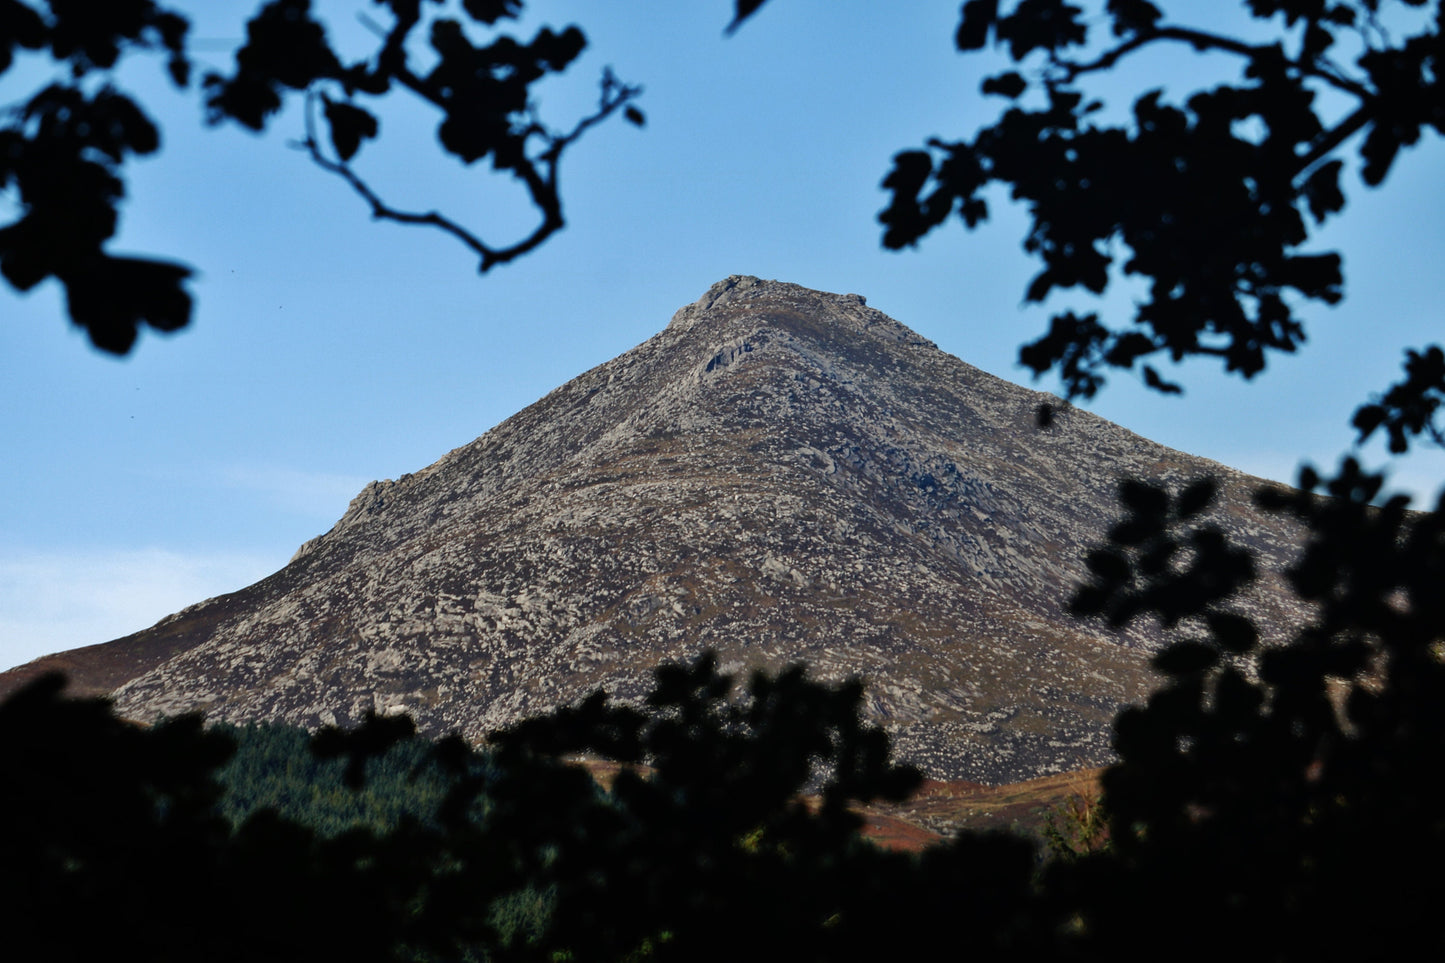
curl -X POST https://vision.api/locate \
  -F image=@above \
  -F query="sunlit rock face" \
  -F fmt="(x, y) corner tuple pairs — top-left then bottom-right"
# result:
(15, 277), (1307, 783)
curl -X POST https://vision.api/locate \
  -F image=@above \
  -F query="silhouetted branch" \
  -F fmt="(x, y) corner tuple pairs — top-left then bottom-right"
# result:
(1057, 24), (1373, 100)
(297, 66), (640, 272)
(295, 93), (496, 266)
(1293, 103), (1373, 183)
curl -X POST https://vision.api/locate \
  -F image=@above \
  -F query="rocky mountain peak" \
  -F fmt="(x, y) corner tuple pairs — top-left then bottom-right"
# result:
(1, 278), (1307, 784)
(666, 275), (938, 356)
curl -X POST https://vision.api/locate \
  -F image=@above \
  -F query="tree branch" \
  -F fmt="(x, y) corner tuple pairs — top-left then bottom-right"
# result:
(544, 68), (637, 162)
(1058, 25), (1373, 100)
(1059, 22), (1381, 194)
(297, 93), (500, 267)
(296, 67), (641, 273)
(1292, 102), (1373, 183)
(501, 69), (641, 269)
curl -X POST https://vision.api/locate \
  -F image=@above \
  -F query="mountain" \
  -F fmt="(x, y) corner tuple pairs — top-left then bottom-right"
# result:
(1, 276), (1306, 783)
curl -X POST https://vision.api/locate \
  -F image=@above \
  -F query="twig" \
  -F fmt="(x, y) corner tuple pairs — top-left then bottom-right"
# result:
(296, 92), (501, 268)
(296, 63), (641, 273)
(1292, 103), (1373, 184)
(1060, 25), (1373, 101)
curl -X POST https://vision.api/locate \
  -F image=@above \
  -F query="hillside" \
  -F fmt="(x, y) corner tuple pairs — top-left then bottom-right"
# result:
(0, 276), (1306, 783)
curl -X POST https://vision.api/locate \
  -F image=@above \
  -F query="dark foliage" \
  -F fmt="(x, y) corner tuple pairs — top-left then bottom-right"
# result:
(0, 1), (191, 353)
(0, 1), (640, 353)
(1050, 462), (1445, 959)
(477, 653), (1022, 961)
(870, 0), (1443, 414)
(456, 653), (1041, 960)
(0, 676), (461, 961)
(1355, 344), (1445, 452)
(0, 656), (1044, 961)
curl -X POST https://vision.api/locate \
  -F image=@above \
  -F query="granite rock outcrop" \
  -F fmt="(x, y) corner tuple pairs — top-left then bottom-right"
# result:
(3, 276), (1306, 783)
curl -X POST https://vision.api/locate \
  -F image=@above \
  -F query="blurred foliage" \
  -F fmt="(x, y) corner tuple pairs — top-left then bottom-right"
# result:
(1056, 462), (1445, 958)
(0, 655), (1042, 960)
(870, 0), (1444, 414)
(0, 0), (639, 352)
(1040, 791), (1110, 862)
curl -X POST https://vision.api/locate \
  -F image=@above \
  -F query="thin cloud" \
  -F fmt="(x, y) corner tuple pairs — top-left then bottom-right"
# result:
(1227, 449), (1445, 507)
(0, 548), (277, 672)
(217, 464), (371, 518)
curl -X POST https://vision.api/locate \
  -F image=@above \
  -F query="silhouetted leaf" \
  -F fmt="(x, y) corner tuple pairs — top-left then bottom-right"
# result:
(1070, 584), (1110, 615)
(0, 0), (45, 73)
(1205, 611), (1258, 654)
(1086, 547), (1131, 583)
(1252, 484), (1293, 510)
(726, 0), (769, 34)
(1106, 0), (1162, 35)
(1119, 479), (1169, 516)
(322, 95), (378, 161)
(1352, 403), (1388, 443)
(1176, 478), (1217, 518)
(1142, 365), (1183, 394)
(1152, 641), (1219, 675)
(62, 255), (192, 353)
(1105, 332), (1157, 367)
(1109, 516), (1157, 545)
(532, 25), (587, 71)
(995, 0), (1088, 60)
(956, 0), (1000, 50)
(982, 71), (1027, 98)
(462, 0), (522, 24)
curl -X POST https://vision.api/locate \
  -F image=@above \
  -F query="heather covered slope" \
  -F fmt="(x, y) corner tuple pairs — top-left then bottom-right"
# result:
(2, 277), (1306, 782)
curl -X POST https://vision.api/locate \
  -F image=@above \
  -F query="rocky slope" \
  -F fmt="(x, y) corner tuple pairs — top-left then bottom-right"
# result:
(2, 277), (1307, 783)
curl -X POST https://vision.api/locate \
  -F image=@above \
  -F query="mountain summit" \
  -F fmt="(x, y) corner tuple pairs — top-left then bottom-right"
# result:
(5, 277), (1304, 782)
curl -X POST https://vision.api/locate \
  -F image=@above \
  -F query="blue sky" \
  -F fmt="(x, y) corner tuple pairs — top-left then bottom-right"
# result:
(2, 1), (1442, 670)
